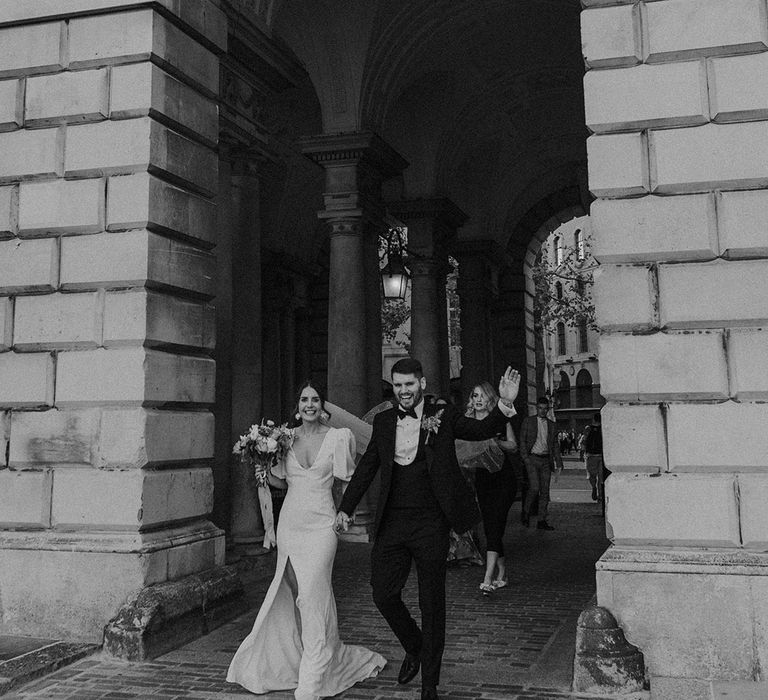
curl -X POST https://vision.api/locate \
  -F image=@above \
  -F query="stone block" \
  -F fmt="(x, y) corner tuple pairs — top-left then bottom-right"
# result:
(0, 238), (59, 294)
(106, 172), (216, 246)
(0, 185), (17, 238)
(18, 179), (104, 236)
(0, 22), (64, 79)
(718, 190), (768, 259)
(0, 297), (12, 351)
(0, 1), (227, 51)
(650, 122), (768, 193)
(710, 52), (768, 123)
(0, 79), (23, 131)
(602, 403), (666, 472)
(60, 230), (215, 297)
(0, 127), (64, 183)
(667, 402), (768, 472)
(593, 264), (657, 331)
(729, 329), (768, 400)
(69, 11), (218, 95)
(13, 293), (101, 350)
(597, 564), (754, 680)
(600, 331), (728, 402)
(644, 0), (768, 63)
(0, 470), (51, 527)
(0, 546), (151, 641)
(658, 260), (768, 328)
(25, 69), (109, 126)
(581, 5), (640, 68)
(98, 408), (214, 467)
(103, 290), (215, 351)
(110, 63), (218, 145)
(591, 194), (717, 263)
(9, 409), (100, 467)
(65, 118), (217, 196)
(585, 62), (708, 133)
(605, 472), (740, 547)
(739, 475), (768, 549)
(56, 347), (215, 406)
(167, 534), (221, 579)
(51, 467), (211, 529)
(587, 132), (648, 198)
(0, 352), (55, 408)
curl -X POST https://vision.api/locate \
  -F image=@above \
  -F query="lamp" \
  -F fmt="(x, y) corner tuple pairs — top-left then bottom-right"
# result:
(379, 226), (410, 300)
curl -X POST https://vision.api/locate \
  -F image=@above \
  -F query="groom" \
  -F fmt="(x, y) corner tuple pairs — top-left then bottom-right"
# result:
(335, 358), (519, 700)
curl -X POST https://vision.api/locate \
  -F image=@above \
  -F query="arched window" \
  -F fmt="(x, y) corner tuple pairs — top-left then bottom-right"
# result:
(554, 236), (563, 265)
(575, 228), (585, 260)
(557, 370), (571, 409)
(576, 368), (592, 408)
(578, 318), (589, 353)
(555, 281), (563, 300)
(557, 323), (566, 355)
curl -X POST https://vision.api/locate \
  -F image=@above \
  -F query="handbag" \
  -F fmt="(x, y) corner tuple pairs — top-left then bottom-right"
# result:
(455, 438), (505, 473)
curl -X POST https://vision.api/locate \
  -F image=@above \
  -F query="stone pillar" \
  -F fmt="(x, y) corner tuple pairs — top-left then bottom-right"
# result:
(226, 157), (265, 555)
(302, 132), (407, 416)
(583, 0), (768, 693)
(389, 199), (467, 397)
(455, 242), (499, 401)
(0, 1), (229, 641)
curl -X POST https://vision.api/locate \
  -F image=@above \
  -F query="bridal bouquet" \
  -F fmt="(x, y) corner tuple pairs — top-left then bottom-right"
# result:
(233, 420), (294, 549)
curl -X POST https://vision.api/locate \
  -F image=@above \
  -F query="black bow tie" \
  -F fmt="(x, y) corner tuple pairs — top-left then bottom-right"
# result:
(397, 407), (418, 421)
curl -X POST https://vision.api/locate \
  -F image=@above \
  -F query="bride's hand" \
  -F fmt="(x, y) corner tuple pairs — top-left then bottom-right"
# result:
(334, 511), (351, 534)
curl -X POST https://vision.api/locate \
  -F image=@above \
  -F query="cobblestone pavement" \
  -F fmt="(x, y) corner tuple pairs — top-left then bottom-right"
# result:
(8, 502), (622, 700)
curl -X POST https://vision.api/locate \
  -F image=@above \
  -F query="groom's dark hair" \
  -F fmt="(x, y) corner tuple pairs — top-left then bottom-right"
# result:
(391, 357), (423, 378)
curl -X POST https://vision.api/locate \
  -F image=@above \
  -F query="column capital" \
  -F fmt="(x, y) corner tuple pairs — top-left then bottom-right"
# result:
(300, 131), (408, 179)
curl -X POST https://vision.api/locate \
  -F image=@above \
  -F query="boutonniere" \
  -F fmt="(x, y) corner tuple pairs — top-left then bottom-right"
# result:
(421, 408), (444, 445)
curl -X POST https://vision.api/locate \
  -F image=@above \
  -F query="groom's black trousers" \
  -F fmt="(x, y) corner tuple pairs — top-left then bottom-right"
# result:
(370, 460), (450, 689)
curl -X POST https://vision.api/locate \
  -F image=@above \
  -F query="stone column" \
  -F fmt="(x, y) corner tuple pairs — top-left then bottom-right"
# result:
(0, 1), (229, 641)
(389, 199), (467, 397)
(226, 156), (265, 555)
(454, 242), (499, 401)
(302, 133), (407, 416)
(583, 0), (768, 693)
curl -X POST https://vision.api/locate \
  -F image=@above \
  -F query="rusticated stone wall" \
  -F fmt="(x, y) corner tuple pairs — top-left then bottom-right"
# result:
(582, 0), (768, 695)
(0, 0), (227, 641)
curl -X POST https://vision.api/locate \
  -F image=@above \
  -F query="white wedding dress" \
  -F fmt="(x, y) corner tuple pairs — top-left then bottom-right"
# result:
(227, 427), (386, 700)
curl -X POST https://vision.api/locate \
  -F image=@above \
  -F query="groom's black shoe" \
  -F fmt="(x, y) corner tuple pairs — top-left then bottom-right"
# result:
(421, 687), (440, 700)
(397, 652), (420, 684)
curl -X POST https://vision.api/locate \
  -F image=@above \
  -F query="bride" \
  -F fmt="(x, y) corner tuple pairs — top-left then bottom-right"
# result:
(227, 380), (386, 700)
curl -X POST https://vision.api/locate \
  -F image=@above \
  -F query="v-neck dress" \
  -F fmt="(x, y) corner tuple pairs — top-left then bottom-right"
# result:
(227, 427), (386, 700)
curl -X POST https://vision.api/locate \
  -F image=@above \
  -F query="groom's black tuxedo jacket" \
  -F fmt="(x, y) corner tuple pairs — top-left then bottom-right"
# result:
(339, 401), (509, 537)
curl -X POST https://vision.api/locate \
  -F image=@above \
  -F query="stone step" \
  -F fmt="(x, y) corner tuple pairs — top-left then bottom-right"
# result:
(711, 680), (768, 699)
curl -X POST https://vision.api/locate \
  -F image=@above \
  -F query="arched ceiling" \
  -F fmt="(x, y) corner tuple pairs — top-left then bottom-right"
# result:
(269, 0), (588, 255)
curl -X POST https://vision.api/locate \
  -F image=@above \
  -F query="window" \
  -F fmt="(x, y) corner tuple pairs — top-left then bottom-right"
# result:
(554, 236), (563, 265)
(557, 370), (571, 408)
(557, 323), (566, 355)
(578, 318), (588, 353)
(575, 228), (585, 260)
(576, 369), (592, 408)
(576, 279), (586, 297)
(555, 282), (563, 300)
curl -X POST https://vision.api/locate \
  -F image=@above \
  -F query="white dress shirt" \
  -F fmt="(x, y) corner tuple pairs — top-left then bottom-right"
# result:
(532, 416), (549, 455)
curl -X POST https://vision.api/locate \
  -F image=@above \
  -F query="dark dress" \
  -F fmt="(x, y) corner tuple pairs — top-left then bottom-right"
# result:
(474, 435), (520, 557)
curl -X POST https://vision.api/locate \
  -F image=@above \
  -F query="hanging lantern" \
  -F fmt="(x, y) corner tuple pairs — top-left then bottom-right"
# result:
(381, 257), (410, 300)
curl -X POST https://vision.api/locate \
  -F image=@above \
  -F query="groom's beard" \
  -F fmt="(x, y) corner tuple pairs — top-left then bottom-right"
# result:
(396, 387), (423, 410)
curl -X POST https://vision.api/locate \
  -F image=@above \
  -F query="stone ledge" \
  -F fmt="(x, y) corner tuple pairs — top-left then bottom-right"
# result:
(0, 641), (97, 696)
(102, 564), (245, 661)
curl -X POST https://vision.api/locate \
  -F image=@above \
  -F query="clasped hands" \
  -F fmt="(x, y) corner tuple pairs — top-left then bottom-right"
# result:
(334, 511), (352, 534)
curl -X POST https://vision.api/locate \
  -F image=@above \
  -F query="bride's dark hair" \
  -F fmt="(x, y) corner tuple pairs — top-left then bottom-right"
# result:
(289, 379), (331, 427)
